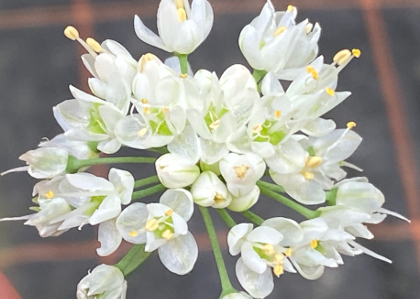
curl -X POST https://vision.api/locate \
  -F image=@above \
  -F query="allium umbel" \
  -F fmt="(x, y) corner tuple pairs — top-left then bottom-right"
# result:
(0, 0), (409, 298)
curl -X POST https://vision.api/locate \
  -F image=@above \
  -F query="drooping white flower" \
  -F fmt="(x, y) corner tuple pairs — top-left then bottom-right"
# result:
(76, 264), (127, 299)
(39, 134), (99, 160)
(134, 0), (214, 54)
(221, 292), (253, 299)
(116, 189), (198, 275)
(191, 171), (232, 208)
(220, 153), (265, 197)
(239, 2), (321, 80)
(228, 185), (260, 212)
(155, 154), (200, 188)
(269, 127), (362, 204)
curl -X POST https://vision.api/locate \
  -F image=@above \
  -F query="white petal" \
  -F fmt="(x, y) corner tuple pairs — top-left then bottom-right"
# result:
(301, 118), (336, 137)
(90, 195), (122, 225)
(241, 241), (267, 274)
(265, 138), (306, 174)
(97, 219), (123, 256)
(236, 258), (274, 299)
(159, 189), (194, 221)
(108, 168), (135, 205)
(116, 203), (148, 244)
(262, 217), (303, 246)
(158, 231), (198, 275)
(247, 226), (283, 245)
(286, 180), (325, 205)
(228, 223), (253, 256)
(66, 173), (115, 192)
(134, 15), (169, 51)
(168, 124), (201, 164)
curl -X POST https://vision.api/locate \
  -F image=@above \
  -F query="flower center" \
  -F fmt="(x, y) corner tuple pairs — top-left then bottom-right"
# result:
(234, 164), (249, 179)
(145, 209), (176, 241)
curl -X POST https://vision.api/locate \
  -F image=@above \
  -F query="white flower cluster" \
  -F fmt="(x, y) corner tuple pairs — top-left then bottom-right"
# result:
(0, 0), (409, 298)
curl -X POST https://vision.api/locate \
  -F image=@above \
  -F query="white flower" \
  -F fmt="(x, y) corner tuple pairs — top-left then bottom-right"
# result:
(54, 83), (131, 154)
(239, 2), (321, 80)
(116, 189), (198, 275)
(188, 65), (259, 164)
(269, 127), (362, 204)
(134, 0), (213, 54)
(222, 292), (253, 299)
(191, 171), (232, 208)
(155, 154), (200, 188)
(228, 186), (260, 212)
(39, 134), (99, 160)
(220, 153), (265, 197)
(2, 147), (69, 179)
(76, 264), (127, 299)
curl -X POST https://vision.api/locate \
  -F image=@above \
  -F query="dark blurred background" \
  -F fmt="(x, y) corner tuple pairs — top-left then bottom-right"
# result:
(0, 0), (420, 298)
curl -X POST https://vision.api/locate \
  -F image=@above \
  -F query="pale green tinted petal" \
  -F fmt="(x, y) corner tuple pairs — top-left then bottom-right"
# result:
(228, 223), (253, 256)
(159, 189), (194, 221)
(90, 195), (122, 225)
(158, 231), (198, 275)
(200, 138), (229, 165)
(265, 138), (306, 174)
(301, 118), (336, 137)
(108, 168), (134, 205)
(97, 219), (122, 256)
(25, 198), (71, 226)
(116, 203), (148, 244)
(236, 258), (274, 298)
(286, 180), (325, 205)
(86, 265), (124, 295)
(290, 258), (325, 280)
(168, 124), (201, 164)
(262, 217), (303, 246)
(228, 186), (260, 212)
(241, 241), (267, 274)
(336, 181), (384, 214)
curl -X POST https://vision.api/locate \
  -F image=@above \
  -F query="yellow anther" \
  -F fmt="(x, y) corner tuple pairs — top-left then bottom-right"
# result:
(252, 123), (262, 134)
(263, 244), (275, 256)
(352, 48), (361, 58)
(306, 66), (319, 80)
(305, 23), (314, 34)
(287, 5), (295, 12)
(176, 0), (184, 9)
(180, 73), (188, 79)
(177, 8), (187, 22)
(234, 164), (250, 179)
(274, 254), (284, 262)
(162, 229), (174, 240)
(333, 49), (352, 65)
(138, 128), (148, 137)
(209, 119), (221, 130)
(161, 107), (169, 114)
(45, 191), (54, 199)
(129, 230), (138, 237)
(284, 248), (292, 257)
(141, 98), (148, 104)
(143, 53), (156, 62)
(165, 209), (173, 216)
(306, 156), (323, 168)
(310, 239), (318, 249)
(301, 171), (314, 180)
(143, 107), (151, 114)
(145, 219), (159, 231)
(274, 110), (282, 118)
(273, 264), (284, 277)
(347, 121), (356, 129)
(214, 193), (225, 204)
(64, 26), (79, 40)
(325, 88), (335, 96)
(273, 26), (287, 37)
(86, 38), (102, 52)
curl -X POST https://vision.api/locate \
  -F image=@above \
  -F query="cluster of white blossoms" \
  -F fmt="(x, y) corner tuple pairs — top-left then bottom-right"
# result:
(0, 0), (409, 298)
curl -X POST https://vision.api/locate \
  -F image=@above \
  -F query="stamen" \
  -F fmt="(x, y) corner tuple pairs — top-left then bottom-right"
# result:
(139, 53), (157, 72)
(180, 73), (188, 79)
(143, 107), (151, 114)
(325, 88), (335, 96)
(352, 48), (361, 58)
(162, 229), (174, 240)
(86, 38), (102, 53)
(273, 264), (284, 277)
(306, 156), (323, 168)
(141, 98), (148, 104)
(177, 8), (187, 22)
(165, 209), (173, 216)
(347, 121), (356, 129)
(301, 171), (314, 180)
(274, 110), (282, 118)
(64, 26), (79, 40)
(214, 193), (225, 204)
(284, 248), (292, 257)
(305, 23), (314, 34)
(310, 239), (318, 249)
(234, 164), (250, 179)
(176, 0), (184, 9)
(306, 66), (319, 80)
(252, 123), (262, 134)
(263, 244), (275, 256)
(333, 49), (352, 65)
(145, 219), (159, 231)
(209, 119), (220, 130)
(129, 230), (138, 237)
(273, 26), (287, 37)
(138, 128), (148, 137)
(287, 5), (295, 12)
(274, 254), (284, 262)
(45, 191), (54, 199)
(161, 107), (169, 114)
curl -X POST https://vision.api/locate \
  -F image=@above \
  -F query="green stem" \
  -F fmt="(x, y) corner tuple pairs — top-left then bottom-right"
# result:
(241, 210), (264, 225)
(66, 156), (156, 173)
(134, 176), (160, 189)
(326, 187), (338, 206)
(199, 206), (235, 297)
(257, 180), (285, 193)
(132, 184), (166, 200)
(259, 186), (320, 219)
(115, 244), (151, 277)
(217, 209), (236, 228)
(177, 54), (189, 74)
(252, 69), (267, 85)
(146, 147), (169, 155)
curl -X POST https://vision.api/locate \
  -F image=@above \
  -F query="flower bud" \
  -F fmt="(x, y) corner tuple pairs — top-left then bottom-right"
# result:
(156, 154), (200, 188)
(76, 264), (126, 299)
(199, 160), (221, 176)
(191, 171), (231, 208)
(20, 147), (69, 179)
(228, 186), (260, 212)
(222, 292), (253, 299)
